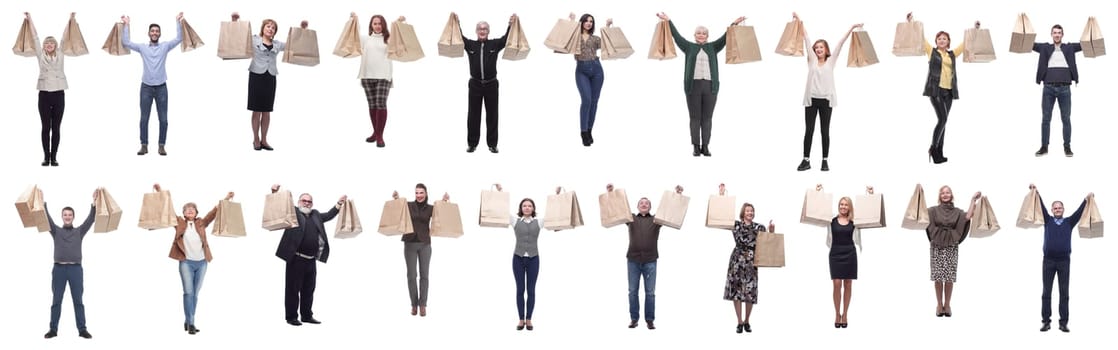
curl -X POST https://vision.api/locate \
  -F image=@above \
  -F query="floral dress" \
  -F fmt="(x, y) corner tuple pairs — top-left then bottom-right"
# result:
(724, 220), (764, 303)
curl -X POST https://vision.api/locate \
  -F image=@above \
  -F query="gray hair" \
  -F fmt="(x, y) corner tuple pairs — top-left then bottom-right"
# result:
(476, 21), (490, 30)
(694, 26), (709, 35)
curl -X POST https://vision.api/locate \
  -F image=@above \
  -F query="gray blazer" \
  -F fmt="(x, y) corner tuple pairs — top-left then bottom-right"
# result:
(249, 35), (286, 76)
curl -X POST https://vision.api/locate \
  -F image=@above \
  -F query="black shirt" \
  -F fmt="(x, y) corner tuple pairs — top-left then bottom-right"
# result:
(462, 25), (510, 81)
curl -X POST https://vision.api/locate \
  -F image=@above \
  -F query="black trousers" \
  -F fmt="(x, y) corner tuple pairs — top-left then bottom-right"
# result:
(284, 257), (317, 321)
(929, 89), (954, 150)
(467, 79), (499, 148)
(686, 80), (717, 147)
(1041, 255), (1070, 325)
(804, 98), (832, 158)
(39, 90), (65, 160)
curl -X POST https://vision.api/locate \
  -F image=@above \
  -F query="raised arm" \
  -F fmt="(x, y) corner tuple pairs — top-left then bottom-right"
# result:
(657, 13), (691, 50)
(952, 21), (978, 57)
(319, 195), (347, 223)
(964, 191), (981, 221)
(795, 13), (812, 63)
(77, 189), (98, 236)
(711, 16), (742, 52)
(1066, 193), (1092, 224)
(121, 16), (142, 51)
(167, 12), (185, 49)
(833, 23), (861, 60)
(24, 13), (43, 55)
(1030, 184), (1052, 220)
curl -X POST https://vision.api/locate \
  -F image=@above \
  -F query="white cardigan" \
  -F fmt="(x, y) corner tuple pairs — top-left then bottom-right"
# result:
(802, 34), (847, 108)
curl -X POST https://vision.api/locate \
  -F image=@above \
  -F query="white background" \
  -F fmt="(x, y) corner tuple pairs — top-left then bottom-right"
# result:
(1, 0), (1112, 348)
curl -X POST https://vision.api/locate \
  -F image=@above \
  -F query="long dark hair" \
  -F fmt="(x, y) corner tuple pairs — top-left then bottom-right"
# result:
(579, 14), (595, 35)
(369, 15), (390, 43)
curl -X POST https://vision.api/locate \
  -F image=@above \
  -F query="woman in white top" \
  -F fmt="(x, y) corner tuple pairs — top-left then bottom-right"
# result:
(24, 12), (80, 167)
(793, 12), (860, 172)
(354, 13), (402, 148)
(493, 184), (547, 331)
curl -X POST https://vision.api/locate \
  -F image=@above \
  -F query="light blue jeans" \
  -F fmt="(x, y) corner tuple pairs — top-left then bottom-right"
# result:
(179, 260), (207, 325)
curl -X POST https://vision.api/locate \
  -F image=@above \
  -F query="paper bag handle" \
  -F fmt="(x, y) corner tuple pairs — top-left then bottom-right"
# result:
(866, 186), (874, 195)
(718, 183), (727, 196)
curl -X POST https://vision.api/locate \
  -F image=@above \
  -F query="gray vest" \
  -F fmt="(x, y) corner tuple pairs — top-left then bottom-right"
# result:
(513, 218), (541, 257)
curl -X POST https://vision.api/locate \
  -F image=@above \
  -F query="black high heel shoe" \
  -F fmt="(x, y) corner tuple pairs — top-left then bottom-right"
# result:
(737, 323), (745, 333)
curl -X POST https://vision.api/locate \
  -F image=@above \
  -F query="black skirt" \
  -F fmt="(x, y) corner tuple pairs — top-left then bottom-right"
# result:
(828, 244), (858, 280)
(247, 71), (277, 112)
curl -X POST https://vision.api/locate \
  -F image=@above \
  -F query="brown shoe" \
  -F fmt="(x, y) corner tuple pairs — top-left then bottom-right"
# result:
(158, 145), (167, 156)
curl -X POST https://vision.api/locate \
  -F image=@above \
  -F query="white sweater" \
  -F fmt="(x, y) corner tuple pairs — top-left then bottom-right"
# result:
(802, 34), (847, 107)
(358, 33), (392, 80)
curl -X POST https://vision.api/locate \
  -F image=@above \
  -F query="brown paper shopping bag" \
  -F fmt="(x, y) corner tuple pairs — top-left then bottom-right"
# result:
(15, 185), (49, 232)
(62, 17), (90, 56)
(970, 196), (1001, 237)
(1010, 14), (1036, 53)
(647, 20), (677, 60)
(334, 199), (363, 239)
(211, 200), (247, 237)
(93, 188), (122, 233)
(600, 26), (634, 60)
(431, 201), (464, 238)
(387, 21), (424, 62)
(654, 191), (690, 230)
(1016, 189), (1045, 229)
(13, 18), (36, 57)
(283, 26), (320, 66)
(217, 20), (253, 59)
(705, 194), (737, 229)
(847, 30), (880, 67)
(800, 187), (833, 226)
(479, 187), (511, 228)
(892, 21), (925, 56)
(901, 185), (930, 230)
(1077, 196), (1103, 238)
(1081, 17), (1106, 58)
(101, 22), (130, 56)
(754, 231), (786, 267)
(599, 189), (634, 228)
(138, 190), (177, 230)
(854, 192), (886, 228)
(775, 20), (804, 56)
(503, 16), (530, 60)
(334, 17), (363, 58)
(262, 190), (299, 230)
(437, 13), (464, 58)
(962, 28), (996, 63)
(377, 198), (414, 235)
(544, 18), (580, 53)
(180, 19), (204, 52)
(725, 24), (761, 64)
(543, 189), (584, 231)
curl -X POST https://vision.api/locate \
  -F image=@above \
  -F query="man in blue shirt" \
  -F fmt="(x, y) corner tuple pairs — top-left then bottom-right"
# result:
(121, 12), (184, 156)
(1030, 184), (1092, 333)
(1031, 24), (1083, 158)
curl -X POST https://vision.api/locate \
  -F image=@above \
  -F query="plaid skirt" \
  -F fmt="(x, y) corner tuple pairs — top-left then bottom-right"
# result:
(361, 79), (392, 109)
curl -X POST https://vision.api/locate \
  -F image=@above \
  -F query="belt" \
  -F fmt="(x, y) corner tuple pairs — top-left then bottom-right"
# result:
(471, 77), (497, 84)
(1045, 82), (1071, 86)
(294, 252), (316, 260)
(55, 262), (79, 265)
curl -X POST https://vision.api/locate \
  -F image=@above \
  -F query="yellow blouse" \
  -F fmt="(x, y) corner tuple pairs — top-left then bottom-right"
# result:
(923, 40), (967, 90)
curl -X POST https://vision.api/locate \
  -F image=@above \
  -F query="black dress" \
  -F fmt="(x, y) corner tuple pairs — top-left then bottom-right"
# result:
(828, 217), (858, 280)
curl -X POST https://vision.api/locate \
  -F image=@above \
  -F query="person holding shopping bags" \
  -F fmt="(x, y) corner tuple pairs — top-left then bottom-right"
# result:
(493, 184), (547, 331)
(1029, 184), (1092, 333)
(563, 13), (611, 147)
(157, 183), (234, 335)
(40, 188), (99, 339)
(713, 184), (775, 334)
(120, 12), (185, 156)
(656, 12), (744, 157)
(235, 12), (307, 151)
(353, 12), (403, 148)
(922, 184), (980, 318)
(906, 12), (978, 164)
(792, 12), (861, 172)
(22, 12), (78, 167)
(392, 184), (450, 317)
(826, 194), (862, 328)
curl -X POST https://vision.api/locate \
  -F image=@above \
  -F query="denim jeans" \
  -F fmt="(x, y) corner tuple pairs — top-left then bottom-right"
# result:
(49, 264), (86, 331)
(180, 260), (208, 325)
(1040, 84), (1072, 147)
(1041, 255), (1070, 325)
(140, 83), (169, 145)
(575, 59), (604, 132)
(512, 255), (540, 320)
(627, 260), (657, 322)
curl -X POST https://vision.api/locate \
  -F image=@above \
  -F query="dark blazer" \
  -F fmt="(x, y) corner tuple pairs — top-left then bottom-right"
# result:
(275, 206), (340, 263)
(1033, 42), (1082, 84)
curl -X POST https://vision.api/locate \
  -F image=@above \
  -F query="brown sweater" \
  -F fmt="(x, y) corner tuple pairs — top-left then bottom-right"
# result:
(627, 213), (663, 263)
(402, 201), (434, 243)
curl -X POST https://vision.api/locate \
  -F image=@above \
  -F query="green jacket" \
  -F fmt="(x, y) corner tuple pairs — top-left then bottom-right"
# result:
(668, 21), (728, 95)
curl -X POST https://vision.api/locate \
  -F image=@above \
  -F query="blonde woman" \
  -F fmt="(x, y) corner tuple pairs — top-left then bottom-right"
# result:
(826, 192), (862, 328)
(923, 184), (980, 317)
(23, 12), (75, 167)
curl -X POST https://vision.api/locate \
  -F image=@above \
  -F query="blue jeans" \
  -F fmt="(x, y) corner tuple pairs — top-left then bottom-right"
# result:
(179, 260), (208, 325)
(1040, 84), (1072, 147)
(575, 59), (604, 131)
(627, 260), (657, 321)
(140, 83), (169, 145)
(512, 255), (540, 320)
(49, 264), (86, 331)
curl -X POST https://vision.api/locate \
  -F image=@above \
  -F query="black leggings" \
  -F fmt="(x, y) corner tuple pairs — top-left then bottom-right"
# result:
(804, 98), (832, 158)
(38, 91), (65, 160)
(929, 91), (953, 149)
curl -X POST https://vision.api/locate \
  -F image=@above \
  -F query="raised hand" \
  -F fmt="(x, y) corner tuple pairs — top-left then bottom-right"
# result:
(972, 192), (982, 201)
(606, 18), (613, 27)
(768, 220), (776, 232)
(153, 183), (162, 192)
(733, 16), (745, 25)
(555, 186), (562, 194)
(398, 16), (406, 22)
(852, 23), (864, 29)
(122, 15), (130, 25)
(392, 190), (399, 199)
(1088, 192), (1095, 199)
(606, 183), (614, 192)
(1029, 183), (1036, 190)
(866, 186), (874, 194)
(271, 184), (280, 193)
(656, 12), (669, 21)
(974, 20), (981, 28)
(792, 12), (799, 20)
(675, 185), (684, 194)
(226, 192), (235, 200)
(300, 20), (308, 28)
(177, 12), (184, 21)
(351, 12), (358, 18)
(569, 12), (576, 20)
(494, 183), (503, 192)
(718, 183), (726, 196)
(339, 195), (348, 203)
(442, 193), (450, 202)
(232, 12), (240, 21)
(906, 12), (913, 22)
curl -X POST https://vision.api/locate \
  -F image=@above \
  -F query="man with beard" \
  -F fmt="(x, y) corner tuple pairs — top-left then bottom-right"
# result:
(120, 12), (184, 156)
(271, 184), (345, 326)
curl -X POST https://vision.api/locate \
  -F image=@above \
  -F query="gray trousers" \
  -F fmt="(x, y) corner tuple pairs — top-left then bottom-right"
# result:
(687, 79), (717, 147)
(404, 242), (432, 307)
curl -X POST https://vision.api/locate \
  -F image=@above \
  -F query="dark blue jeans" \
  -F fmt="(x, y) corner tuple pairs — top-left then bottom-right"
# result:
(575, 59), (604, 132)
(50, 264), (86, 332)
(512, 255), (539, 320)
(627, 260), (657, 322)
(1041, 255), (1070, 325)
(140, 83), (169, 145)
(1040, 84), (1072, 147)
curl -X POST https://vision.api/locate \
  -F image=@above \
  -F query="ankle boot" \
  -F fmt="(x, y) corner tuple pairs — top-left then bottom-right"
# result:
(581, 131), (590, 146)
(42, 153), (50, 167)
(587, 128), (594, 144)
(366, 109), (377, 143)
(700, 145), (711, 157)
(692, 144), (701, 157)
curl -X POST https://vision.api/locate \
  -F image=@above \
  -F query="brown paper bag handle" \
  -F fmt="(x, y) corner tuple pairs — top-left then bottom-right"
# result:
(866, 186), (875, 195)
(815, 184), (824, 192)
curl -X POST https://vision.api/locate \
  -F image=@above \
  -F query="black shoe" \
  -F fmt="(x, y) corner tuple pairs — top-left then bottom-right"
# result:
(526, 324), (534, 331)
(1059, 324), (1070, 332)
(587, 128), (594, 144)
(692, 145), (701, 157)
(42, 160), (50, 167)
(700, 145), (711, 157)
(287, 319), (302, 326)
(743, 323), (752, 333)
(646, 320), (655, 330)
(137, 145), (148, 155)
(581, 131), (591, 146)
(50, 160), (59, 167)
(188, 324), (199, 335)
(797, 159), (810, 171)
(821, 159), (829, 171)
(376, 141), (385, 148)
(78, 330), (92, 339)
(738, 323), (745, 333)
(1040, 322), (1051, 332)
(1064, 145), (1074, 157)
(1035, 146), (1048, 156)
(841, 323), (848, 328)
(261, 143), (274, 151)
(628, 320), (638, 328)
(365, 136), (376, 143)
(255, 142), (264, 150)
(467, 146), (477, 153)
(489, 147), (499, 153)
(300, 318), (321, 324)
(44, 330), (57, 339)
(517, 323), (525, 331)
(184, 323), (188, 331)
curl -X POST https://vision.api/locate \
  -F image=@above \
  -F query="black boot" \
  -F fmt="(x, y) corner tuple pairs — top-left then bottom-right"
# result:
(587, 128), (594, 144)
(692, 144), (701, 157)
(41, 153), (50, 167)
(700, 145), (711, 157)
(581, 131), (591, 146)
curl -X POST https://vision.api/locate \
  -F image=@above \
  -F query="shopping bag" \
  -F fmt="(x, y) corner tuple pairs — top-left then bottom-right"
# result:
(543, 189), (584, 231)
(647, 20), (677, 60)
(180, 18), (204, 52)
(854, 191), (886, 228)
(600, 26), (634, 59)
(282, 26), (320, 66)
(12, 18), (36, 57)
(725, 24), (761, 64)
(1081, 17), (1106, 58)
(138, 190), (177, 230)
(847, 30), (880, 67)
(1016, 188), (1045, 229)
(503, 15), (530, 60)
(892, 21), (925, 56)
(334, 199), (363, 239)
(334, 16), (363, 58)
(653, 190), (690, 230)
(970, 196), (1001, 237)
(1009, 13), (1036, 53)
(431, 200), (464, 238)
(211, 199), (247, 237)
(387, 20), (424, 62)
(544, 18), (580, 53)
(962, 27), (996, 62)
(599, 188), (634, 228)
(775, 20), (804, 56)
(93, 188), (122, 233)
(901, 185), (930, 230)
(754, 231), (786, 267)
(217, 20), (253, 59)
(1077, 196), (1103, 238)
(262, 190), (299, 230)
(800, 186), (833, 227)
(377, 198), (414, 235)
(437, 13), (464, 58)
(479, 187), (511, 228)
(101, 22), (130, 56)
(705, 194), (736, 229)
(62, 16), (90, 56)
(15, 185), (49, 232)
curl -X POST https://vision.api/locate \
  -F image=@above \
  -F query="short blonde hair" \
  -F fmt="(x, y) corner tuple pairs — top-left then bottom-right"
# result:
(694, 26), (709, 35)
(182, 202), (198, 215)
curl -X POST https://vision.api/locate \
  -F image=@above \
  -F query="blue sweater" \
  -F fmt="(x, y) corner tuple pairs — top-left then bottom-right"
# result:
(1038, 193), (1086, 258)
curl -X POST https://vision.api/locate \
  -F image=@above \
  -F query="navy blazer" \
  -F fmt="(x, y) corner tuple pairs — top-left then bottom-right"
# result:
(275, 206), (339, 263)
(1032, 42), (1082, 84)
